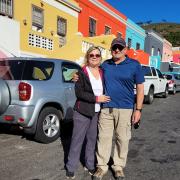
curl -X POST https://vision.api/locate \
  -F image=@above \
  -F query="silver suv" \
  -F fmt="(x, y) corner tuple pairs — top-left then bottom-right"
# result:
(0, 57), (81, 143)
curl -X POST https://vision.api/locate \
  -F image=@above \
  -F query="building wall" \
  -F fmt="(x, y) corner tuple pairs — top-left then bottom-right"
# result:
(126, 19), (145, 50)
(14, 0), (80, 58)
(0, 16), (20, 57)
(162, 39), (172, 62)
(145, 30), (163, 57)
(75, 0), (127, 38)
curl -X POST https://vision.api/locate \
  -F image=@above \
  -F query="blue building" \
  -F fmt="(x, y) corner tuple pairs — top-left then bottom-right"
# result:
(126, 19), (146, 50)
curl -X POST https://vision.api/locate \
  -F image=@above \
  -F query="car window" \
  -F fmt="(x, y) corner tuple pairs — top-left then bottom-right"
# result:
(0, 60), (54, 80)
(142, 66), (152, 76)
(151, 67), (157, 76)
(23, 61), (54, 80)
(0, 60), (25, 80)
(156, 69), (164, 79)
(174, 74), (180, 80)
(166, 75), (172, 80)
(62, 62), (81, 83)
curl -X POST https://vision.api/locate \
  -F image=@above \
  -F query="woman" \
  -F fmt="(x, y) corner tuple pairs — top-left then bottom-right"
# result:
(66, 46), (110, 179)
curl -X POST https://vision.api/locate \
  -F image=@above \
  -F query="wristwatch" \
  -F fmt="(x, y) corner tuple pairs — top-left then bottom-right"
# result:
(136, 108), (142, 112)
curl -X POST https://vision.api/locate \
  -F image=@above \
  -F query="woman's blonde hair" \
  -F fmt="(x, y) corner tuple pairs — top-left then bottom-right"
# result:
(84, 46), (102, 65)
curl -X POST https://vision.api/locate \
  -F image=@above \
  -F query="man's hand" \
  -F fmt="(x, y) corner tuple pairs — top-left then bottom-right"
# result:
(131, 110), (141, 124)
(72, 73), (79, 82)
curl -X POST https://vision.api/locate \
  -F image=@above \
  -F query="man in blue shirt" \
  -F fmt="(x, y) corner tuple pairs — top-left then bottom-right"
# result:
(93, 37), (144, 180)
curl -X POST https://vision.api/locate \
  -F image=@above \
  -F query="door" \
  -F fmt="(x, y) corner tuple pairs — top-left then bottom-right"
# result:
(156, 69), (166, 93)
(61, 62), (81, 120)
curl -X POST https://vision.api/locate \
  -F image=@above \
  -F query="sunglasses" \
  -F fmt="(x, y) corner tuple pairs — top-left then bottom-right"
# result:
(89, 54), (101, 58)
(112, 44), (125, 51)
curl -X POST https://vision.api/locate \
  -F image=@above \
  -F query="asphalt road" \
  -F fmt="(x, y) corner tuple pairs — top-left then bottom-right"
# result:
(0, 93), (180, 180)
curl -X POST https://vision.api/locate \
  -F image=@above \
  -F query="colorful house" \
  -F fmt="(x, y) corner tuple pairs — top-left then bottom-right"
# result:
(145, 30), (164, 69)
(162, 39), (172, 62)
(75, 0), (127, 38)
(125, 18), (149, 65)
(172, 47), (180, 64)
(126, 19), (145, 50)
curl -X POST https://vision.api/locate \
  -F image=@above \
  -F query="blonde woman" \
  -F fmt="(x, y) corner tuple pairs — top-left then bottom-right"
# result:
(66, 46), (110, 179)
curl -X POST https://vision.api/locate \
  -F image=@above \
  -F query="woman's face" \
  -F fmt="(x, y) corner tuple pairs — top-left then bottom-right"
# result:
(87, 49), (101, 67)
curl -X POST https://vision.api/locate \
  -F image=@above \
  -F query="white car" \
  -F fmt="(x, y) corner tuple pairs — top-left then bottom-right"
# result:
(141, 65), (169, 104)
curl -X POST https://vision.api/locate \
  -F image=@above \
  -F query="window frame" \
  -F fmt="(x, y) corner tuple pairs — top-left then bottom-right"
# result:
(57, 16), (67, 37)
(32, 5), (44, 31)
(89, 17), (96, 37)
(104, 25), (111, 35)
(0, 0), (13, 18)
(127, 38), (132, 49)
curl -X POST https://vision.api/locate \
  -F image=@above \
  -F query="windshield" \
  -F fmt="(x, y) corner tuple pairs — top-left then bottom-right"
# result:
(0, 59), (54, 80)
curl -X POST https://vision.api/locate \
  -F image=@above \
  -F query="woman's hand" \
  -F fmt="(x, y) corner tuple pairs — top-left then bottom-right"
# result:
(97, 95), (111, 103)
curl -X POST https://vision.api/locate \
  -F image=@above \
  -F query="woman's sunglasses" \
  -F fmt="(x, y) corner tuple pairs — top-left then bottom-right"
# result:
(89, 54), (101, 58)
(112, 44), (125, 51)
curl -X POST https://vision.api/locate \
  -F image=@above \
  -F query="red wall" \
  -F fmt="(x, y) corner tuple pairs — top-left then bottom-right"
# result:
(75, 0), (127, 38)
(126, 49), (150, 65)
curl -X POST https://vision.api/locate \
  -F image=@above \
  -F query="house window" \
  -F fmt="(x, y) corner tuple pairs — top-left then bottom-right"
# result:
(32, 5), (43, 32)
(128, 38), (132, 49)
(157, 48), (161, 56)
(57, 17), (67, 47)
(136, 43), (140, 50)
(0, 0), (13, 17)
(105, 26), (111, 35)
(116, 32), (122, 38)
(57, 17), (67, 37)
(89, 17), (96, 37)
(151, 46), (154, 56)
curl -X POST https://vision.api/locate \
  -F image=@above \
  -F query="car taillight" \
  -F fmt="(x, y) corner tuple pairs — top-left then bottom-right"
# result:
(18, 82), (31, 101)
(168, 80), (175, 84)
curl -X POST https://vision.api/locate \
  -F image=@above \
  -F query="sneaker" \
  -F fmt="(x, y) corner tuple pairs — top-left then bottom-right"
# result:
(93, 167), (107, 180)
(66, 170), (75, 179)
(114, 169), (125, 179)
(84, 167), (96, 175)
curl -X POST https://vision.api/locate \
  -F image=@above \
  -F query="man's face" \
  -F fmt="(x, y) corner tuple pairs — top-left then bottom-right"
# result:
(111, 44), (126, 60)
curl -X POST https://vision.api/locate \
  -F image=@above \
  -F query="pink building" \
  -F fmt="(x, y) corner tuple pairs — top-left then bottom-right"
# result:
(172, 47), (180, 64)
(162, 39), (172, 62)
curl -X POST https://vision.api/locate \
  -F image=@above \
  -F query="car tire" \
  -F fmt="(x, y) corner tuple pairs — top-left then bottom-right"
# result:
(145, 88), (154, 104)
(172, 86), (176, 95)
(34, 107), (62, 144)
(162, 86), (169, 98)
(0, 79), (10, 115)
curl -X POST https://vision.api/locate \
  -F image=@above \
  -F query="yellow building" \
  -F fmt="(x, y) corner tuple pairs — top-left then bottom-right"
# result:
(0, 0), (113, 63)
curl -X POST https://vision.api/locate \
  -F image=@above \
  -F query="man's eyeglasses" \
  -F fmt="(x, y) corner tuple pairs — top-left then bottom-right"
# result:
(89, 54), (101, 58)
(111, 45), (125, 51)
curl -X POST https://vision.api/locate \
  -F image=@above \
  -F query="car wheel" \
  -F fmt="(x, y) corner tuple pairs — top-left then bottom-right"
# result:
(162, 86), (169, 98)
(172, 86), (176, 95)
(145, 88), (154, 104)
(0, 79), (10, 115)
(34, 107), (62, 143)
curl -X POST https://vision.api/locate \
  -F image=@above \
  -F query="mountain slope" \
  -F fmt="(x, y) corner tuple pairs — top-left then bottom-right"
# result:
(141, 23), (180, 47)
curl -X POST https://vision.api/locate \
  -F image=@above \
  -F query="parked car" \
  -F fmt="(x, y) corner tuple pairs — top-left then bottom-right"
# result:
(163, 73), (180, 94)
(140, 65), (169, 104)
(0, 57), (81, 143)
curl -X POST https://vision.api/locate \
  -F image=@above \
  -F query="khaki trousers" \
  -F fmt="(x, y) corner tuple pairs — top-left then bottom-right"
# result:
(96, 108), (133, 172)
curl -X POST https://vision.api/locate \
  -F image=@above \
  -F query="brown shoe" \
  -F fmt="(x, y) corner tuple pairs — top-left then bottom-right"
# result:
(93, 167), (107, 180)
(115, 169), (125, 179)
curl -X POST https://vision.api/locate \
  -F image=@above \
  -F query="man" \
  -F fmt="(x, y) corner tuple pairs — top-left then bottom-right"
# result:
(93, 37), (144, 180)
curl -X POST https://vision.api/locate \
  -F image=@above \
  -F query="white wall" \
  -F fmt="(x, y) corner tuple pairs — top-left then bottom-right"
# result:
(0, 16), (20, 57)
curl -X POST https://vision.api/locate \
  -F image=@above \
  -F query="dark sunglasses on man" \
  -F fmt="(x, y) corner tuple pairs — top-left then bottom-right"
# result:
(111, 44), (125, 51)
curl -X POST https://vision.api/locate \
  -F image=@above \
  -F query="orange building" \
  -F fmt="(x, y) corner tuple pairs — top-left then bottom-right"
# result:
(75, 0), (127, 38)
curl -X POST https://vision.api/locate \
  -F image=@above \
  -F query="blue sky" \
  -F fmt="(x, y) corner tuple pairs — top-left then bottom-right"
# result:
(106, 0), (180, 24)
